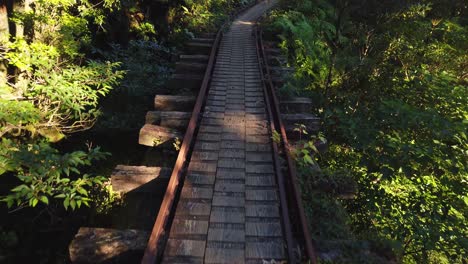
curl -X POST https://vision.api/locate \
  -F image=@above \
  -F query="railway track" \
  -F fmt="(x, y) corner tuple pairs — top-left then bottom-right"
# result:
(142, 1), (316, 263)
(69, 1), (318, 263)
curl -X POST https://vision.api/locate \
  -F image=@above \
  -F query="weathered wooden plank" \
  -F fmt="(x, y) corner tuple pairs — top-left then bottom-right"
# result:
(245, 163), (274, 174)
(167, 74), (204, 91)
(245, 240), (286, 260)
(110, 165), (171, 193)
(69, 228), (149, 263)
(205, 248), (245, 263)
(197, 132), (222, 142)
(218, 158), (245, 169)
(219, 149), (245, 159)
(161, 256), (204, 264)
(220, 141), (245, 150)
(245, 222), (283, 237)
(210, 207), (245, 224)
(281, 113), (321, 136)
(186, 172), (216, 185)
(245, 175), (276, 187)
(191, 37), (215, 43)
(280, 97), (312, 113)
(208, 226), (245, 243)
(190, 151), (219, 162)
(245, 189), (278, 201)
(186, 42), (213, 54)
(245, 153), (272, 163)
(245, 204), (280, 218)
(138, 124), (182, 147)
(175, 62), (207, 74)
(145, 111), (191, 130)
(188, 161), (217, 173)
(215, 181), (245, 193)
(181, 186), (213, 199)
(165, 239), (206, 258)
(175, 200), (211, 217)
(212, 195), (245, 207)
(245, 143), (271, 152)
(246, 135), (270, 144)
(154, 95), (196, 111)
(161, 256), (203, 264)
(170, 219), (209, 236)
(216, 169), (246, 180)
(179, 54), (210, 63)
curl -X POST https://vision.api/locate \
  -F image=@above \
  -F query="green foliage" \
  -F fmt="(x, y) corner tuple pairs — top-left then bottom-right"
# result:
(131, 22), (157, 40)
(99, 40), (171, 97)
(0, 0), (123, 211)
(0, 139), (109, 210)
(181, 0), (231, 32)
(292, 129), (326, 167)
(94, 40), (172, 129)
(0, 227), (19, 250)
(169, 0), (255, 40)
(269, 0), (468, 262)
(267, 10), (331, 90)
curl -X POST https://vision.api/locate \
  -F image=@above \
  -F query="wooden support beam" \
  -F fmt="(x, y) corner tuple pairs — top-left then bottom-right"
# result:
(145, 111), (191, 130)
(138, 124), (182, 147)
(179, 54), (210, 63)
(69, 228), (149, 263)
(191, 37), (215, 43)
(198, 33), (216, 39)
(186, 42), (213, 55)
(167, 74), (204, 91)
(154, 95), (196, 111)
(111, 165), (171, 194)
(280, 97), (312, 113)
(281, 113), (320, 138)
(175, 62), (206, 74)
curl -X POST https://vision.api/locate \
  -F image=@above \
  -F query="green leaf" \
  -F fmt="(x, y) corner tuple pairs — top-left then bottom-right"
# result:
(31, 198), (38, 207)
(70, 200), (76, 210)
(40, 196), (49, 205)
(11, 185), (28, 192)
(38, 128), (65, 143)
(63, 197), (70, 210)
(303, 155), (314, 165)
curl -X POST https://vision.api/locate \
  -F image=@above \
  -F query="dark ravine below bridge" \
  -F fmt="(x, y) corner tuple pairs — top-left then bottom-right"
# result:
(69, 1), (320, 263)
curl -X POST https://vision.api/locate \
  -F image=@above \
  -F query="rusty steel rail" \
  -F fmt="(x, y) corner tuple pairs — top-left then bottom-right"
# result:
(141, 28), (223, 264)
(254, 28), (297, 263)
(141, 4), (258, 263)
(256, 28), (318, 263)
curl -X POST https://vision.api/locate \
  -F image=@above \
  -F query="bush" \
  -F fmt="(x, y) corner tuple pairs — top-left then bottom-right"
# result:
(269, 0), (468, 262)
(0, 0), (123, 211)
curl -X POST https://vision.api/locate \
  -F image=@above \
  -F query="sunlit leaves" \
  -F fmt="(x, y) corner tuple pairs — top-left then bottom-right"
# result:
(3, 39), (59, 72)
(0, 0), (122, 212)
(0, 139), (109, 210)
(271, 0), (468, 262)
(269, 11), (331, 89)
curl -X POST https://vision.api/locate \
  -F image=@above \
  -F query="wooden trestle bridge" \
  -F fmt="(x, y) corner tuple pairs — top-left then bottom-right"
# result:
(69, 1), (319, 263)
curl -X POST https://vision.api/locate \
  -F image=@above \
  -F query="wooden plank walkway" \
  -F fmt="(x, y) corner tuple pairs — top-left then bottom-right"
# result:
(162, 1), (286, 263)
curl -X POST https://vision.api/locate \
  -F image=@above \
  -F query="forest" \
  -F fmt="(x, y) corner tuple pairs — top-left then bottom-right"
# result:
(263, 0), (467, 263)
(0, 0), (467, 263)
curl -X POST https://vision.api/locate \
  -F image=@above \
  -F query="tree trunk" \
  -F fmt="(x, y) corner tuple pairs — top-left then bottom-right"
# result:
(0, 3), (8, 77)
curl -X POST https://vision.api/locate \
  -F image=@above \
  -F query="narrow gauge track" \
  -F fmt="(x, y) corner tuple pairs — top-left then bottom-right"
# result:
(142, 1), (316, 263)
